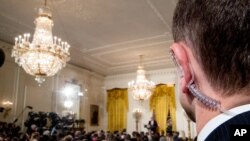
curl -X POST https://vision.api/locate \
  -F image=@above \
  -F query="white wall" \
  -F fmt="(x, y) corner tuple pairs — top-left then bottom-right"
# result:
(104, 68), (197, 138)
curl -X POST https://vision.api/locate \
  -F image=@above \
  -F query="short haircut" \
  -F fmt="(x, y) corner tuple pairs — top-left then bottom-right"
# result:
(172, 0), (250, 95)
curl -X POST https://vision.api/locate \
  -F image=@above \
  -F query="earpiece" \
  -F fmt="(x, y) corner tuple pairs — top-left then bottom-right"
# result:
(170, 50), (184, 78)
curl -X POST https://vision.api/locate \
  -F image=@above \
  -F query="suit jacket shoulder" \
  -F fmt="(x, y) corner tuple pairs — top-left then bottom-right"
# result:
(205, 110), (250, 141)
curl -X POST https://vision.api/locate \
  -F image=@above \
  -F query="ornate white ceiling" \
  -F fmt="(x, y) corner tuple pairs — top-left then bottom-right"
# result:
(0, 0), (176, 76)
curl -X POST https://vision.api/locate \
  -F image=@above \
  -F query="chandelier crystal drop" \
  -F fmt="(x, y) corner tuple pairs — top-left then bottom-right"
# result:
(128, 55), (155, 101)
(11, 3), (70, 85)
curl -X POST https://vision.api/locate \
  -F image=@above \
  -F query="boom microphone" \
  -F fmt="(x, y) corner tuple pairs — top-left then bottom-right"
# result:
(26, 106), (33, 109)
(0, 48), (5, 67)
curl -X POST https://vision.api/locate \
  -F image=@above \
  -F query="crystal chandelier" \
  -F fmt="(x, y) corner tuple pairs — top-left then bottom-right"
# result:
(128, 55), (155, 101)
(11, 0), (70, 85)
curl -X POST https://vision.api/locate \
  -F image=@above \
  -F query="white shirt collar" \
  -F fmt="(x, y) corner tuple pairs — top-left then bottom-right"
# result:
(198, 104), (250, 141)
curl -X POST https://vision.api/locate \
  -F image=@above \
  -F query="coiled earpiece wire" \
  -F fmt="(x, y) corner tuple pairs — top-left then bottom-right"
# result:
(170, 50), (235, 116)
(187, 68), (235, 116)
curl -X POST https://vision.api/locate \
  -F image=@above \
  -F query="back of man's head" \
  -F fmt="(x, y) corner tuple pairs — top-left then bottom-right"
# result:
(172, 0), (250, 95)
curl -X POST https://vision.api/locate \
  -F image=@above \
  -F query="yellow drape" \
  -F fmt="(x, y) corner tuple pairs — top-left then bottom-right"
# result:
(150, 84), (176, 132)
(107, 88), (128, 132)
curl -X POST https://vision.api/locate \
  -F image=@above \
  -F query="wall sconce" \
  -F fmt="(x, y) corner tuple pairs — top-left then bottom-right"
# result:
(2, 101), (13, 118)
(2, 101), (13, 106)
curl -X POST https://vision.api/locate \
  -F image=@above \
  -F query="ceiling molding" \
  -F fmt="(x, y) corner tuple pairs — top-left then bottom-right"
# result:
(145, 0), (170, 30)
(81, 33), (172, 53)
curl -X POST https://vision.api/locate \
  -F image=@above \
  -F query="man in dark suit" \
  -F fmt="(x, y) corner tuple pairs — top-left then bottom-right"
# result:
(148, 116), (158, 133)
(171, 0), (250, 141)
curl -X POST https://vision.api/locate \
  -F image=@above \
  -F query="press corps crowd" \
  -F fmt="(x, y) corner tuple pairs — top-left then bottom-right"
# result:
(0, 121), (190, 141)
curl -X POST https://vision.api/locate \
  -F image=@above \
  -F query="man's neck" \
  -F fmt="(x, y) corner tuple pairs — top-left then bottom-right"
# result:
(195, 101), (219, 133)
(195, 92), (250, 133)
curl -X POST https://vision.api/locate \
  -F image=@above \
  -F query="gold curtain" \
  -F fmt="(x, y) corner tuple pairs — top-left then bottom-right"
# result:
(150, 84), (176, 132)
(107, 88), (128, 132)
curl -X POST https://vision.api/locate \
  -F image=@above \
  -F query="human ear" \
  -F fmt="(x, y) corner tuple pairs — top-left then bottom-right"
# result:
(170, 43), (192, 94)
